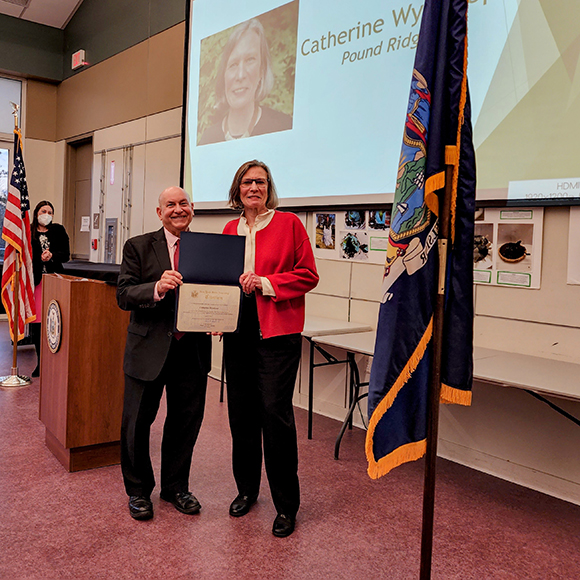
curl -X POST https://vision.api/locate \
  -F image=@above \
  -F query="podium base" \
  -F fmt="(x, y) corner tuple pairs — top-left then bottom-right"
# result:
(45, 429), (121, 472)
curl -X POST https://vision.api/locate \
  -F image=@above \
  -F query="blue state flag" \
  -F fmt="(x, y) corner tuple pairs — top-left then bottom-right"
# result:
(366, 0), (475, 479)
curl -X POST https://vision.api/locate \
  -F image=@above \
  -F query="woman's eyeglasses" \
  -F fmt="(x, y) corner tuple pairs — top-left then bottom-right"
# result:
(240, 178), (268, 188)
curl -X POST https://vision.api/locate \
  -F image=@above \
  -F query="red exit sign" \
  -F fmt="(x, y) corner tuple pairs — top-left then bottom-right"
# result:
(72, 50), (87, 70)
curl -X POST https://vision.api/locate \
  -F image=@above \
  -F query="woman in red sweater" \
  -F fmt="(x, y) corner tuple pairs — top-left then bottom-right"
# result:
(222, 160), (318, 537)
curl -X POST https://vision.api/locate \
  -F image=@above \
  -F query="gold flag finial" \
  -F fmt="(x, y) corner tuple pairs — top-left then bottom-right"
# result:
(10, 101), (19, 128)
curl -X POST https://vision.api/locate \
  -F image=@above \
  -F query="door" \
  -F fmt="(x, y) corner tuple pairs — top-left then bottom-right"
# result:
(66, 139), (93, 260)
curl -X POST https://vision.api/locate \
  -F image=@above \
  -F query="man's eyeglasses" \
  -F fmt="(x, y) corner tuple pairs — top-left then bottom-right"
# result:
(240, 178), (268, 188)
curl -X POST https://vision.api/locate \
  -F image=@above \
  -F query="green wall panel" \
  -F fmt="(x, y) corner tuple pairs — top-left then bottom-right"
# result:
(0, 14), (63, 81)
(0, 0), (186, 82)
(149, 0), (187, 37)
(63, 0), (186, 80)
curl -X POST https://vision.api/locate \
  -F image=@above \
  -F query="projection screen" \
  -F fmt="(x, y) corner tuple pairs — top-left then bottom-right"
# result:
(181, 0), (580, 209)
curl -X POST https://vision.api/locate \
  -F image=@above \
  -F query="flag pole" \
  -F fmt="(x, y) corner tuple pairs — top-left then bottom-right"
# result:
(10, 257), (22, 366)
(0, 108), (31, 388)
(419, 162), (454, 579)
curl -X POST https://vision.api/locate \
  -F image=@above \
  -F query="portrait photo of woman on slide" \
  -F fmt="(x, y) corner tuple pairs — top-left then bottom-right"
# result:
(197, 3), (298, 145)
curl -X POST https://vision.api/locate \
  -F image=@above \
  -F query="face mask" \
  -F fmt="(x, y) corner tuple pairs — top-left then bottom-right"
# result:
(38, 214), (52, 227)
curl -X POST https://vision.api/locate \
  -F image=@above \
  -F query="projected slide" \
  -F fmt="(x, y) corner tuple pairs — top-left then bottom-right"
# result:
(183, 0), (580, 208)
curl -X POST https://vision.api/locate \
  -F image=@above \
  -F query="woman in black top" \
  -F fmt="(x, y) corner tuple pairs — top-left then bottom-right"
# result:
(30, 200), (70, 376)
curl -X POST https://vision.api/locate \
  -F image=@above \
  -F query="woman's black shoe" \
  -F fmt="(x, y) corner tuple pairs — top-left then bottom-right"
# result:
(272, 514), (295, 537)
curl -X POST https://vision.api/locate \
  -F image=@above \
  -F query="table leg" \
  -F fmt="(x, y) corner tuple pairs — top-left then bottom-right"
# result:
(347, 352), (361, 430)
(220, 349), (225, 403)
(335, 392), (369, 460)
(308, 339), (314, 439)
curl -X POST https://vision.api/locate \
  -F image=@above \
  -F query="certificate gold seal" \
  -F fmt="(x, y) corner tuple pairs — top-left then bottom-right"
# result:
(46, 300), (62, 354)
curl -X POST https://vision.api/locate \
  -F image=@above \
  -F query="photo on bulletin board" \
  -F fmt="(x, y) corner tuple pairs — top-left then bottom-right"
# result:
(473, 223), (494, 271)
(315, 213), (336, 250)
(311, 208), (391, 264)
(368, 210), (390, 230)
(497, 223), (533, 271)
(344, 210), (365, 229)
(340, 231), (368, 261)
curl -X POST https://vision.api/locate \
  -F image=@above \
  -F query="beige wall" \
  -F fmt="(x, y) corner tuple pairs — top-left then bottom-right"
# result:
(26, 80), (57, 142)
(23, 138), (65, 221)
(55, 23), (184, 142)
(88, 108), (182, 263)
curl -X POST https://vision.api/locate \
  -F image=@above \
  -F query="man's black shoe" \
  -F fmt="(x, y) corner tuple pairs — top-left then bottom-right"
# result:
(272, 514), (295, 537)
(160, 491), (201, 515)
(128, 496), (153, 520)
(229, 494), (258, 517)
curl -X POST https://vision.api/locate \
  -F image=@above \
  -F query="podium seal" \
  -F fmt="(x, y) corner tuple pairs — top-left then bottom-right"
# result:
(46, 300), (62, 354)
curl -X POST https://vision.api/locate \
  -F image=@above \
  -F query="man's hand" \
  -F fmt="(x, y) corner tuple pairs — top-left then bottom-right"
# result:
(158, 269), (183, 294)
(240, 271), (262, 294)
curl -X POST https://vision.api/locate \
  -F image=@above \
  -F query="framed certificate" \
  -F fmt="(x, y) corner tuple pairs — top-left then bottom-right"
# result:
(175, 231), (245, 333)
(176, 283), (241, 332)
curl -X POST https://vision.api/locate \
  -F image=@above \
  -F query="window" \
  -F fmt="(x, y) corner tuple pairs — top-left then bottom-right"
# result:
(0, 146), (9, 261)
(0, 77), (22, 263)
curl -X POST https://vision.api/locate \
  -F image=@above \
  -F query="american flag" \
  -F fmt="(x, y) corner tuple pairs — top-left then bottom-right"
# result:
(1, 128), (36, 342)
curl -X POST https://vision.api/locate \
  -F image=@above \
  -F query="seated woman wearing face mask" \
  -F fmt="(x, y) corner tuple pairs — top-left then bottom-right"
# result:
(29, 200), (70, 377)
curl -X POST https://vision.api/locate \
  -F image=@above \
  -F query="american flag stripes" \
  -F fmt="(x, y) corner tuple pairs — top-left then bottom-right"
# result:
(1, 128), (36, 341)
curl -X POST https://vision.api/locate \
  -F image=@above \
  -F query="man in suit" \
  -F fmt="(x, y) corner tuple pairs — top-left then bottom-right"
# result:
(117, 186), (211, 520)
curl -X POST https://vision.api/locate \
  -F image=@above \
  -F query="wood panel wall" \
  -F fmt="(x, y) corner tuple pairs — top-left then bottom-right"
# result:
(24, 23), (185, 144)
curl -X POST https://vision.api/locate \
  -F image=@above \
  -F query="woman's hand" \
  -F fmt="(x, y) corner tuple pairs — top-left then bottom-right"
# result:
(41, 250), (52, 262)
(240, 271), (262, 294)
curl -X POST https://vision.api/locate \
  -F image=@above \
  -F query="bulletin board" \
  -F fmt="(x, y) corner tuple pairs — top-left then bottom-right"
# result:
(311, 209), (391, 264)
(473, 207), (544, 289)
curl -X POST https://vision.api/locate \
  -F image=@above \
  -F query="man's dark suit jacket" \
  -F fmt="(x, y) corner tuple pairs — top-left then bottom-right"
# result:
(116, 227), (211, 381)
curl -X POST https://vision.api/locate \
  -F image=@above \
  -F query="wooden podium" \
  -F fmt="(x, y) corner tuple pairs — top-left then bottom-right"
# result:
(39, 274), (129, 472)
